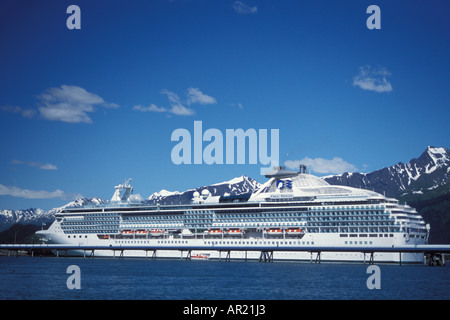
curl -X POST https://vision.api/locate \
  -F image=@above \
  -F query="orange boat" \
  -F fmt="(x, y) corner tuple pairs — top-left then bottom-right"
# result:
(286, 228), (303, 234)
(266, 228), (283, 234)
(190, 253), (210, 260)
(226, 228), (243, 236)
(149, 229), (164, 236)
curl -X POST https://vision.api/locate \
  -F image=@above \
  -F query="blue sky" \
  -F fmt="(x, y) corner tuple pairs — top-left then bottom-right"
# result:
(0, 0), (449, 210)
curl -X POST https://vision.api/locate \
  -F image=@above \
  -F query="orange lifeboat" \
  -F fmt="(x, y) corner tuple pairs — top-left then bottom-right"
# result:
(149, 229), (164, 236)
(286, 228), (303, 234)
(226, 228), (243, 236)
(266, 228), (283, 234)
(208, 228), (223, 235)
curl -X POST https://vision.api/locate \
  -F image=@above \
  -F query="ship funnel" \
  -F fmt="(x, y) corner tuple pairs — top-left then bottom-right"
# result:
(111, 178), (134, 202)
(299, 164), (307, 174)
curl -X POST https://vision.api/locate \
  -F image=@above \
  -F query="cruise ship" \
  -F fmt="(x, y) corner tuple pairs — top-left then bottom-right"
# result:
(36, 165), (430, 263)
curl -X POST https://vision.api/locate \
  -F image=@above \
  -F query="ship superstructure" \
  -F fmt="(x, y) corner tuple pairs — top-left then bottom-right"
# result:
(36, 166), (430, 263)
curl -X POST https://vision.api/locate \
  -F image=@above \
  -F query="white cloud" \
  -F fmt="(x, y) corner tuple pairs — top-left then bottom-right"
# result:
(38, 85), (119, 123)
(233, 1), (257, 14)
(0, 105), (36, 118)
(11, 160), (58, 170)
(186, 87), (217, 105)
(284, 157), (358, 174)
(0, 184), (67, 199)
(231, 102), (244, 109)
(160, 89), (196, 116)
(133, 104), (167, 113)
(169, 104), (195, 116)
(38, 163), (58, 170)
(161, 89), (182, 105)
(353, 66), (393, 93)
(134, 87), (216, 116)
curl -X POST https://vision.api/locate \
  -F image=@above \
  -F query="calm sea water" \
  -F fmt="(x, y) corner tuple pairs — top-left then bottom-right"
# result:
(0, 256), (449, 300)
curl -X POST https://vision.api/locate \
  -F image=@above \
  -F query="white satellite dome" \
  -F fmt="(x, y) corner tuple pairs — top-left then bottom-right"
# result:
(291, 173), (329, 188)
(193, 191), (200, 198)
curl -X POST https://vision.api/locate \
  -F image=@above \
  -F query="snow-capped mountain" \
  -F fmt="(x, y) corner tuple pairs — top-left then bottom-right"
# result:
(0, 208), (50, 232)
(0, 208), (44, 225)
(0, 177), (261, 229)
(145, 175), (261, 205)
(147, 189), (181, 202)
(324, 146), (450, 197)
(1, 147), (448, 232)
(0, 198), (105, 232)
(44, 197), (106, 216)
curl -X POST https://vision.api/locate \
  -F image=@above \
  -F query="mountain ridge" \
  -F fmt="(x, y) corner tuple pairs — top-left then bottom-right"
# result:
(145, 175), (261, 205)
(323, 146), (449, 198)
(1, 146), (449, 242)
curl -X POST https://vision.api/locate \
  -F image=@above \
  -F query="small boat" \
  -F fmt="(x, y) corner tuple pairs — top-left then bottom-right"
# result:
(208, 228), (223, 234)
(121, 230), (133, 235)
(226, 228), (243, 236)
(135, 230), (148, 235)
(285, 228), (303, 234)
(149, 229), (164, 236)
(266, 228), (283, 234)
(191, 253), (210, 260)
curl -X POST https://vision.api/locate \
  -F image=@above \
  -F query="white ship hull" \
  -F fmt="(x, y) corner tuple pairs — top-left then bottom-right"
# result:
(39, 222), (426, 264)
(36, 171), (430, 265)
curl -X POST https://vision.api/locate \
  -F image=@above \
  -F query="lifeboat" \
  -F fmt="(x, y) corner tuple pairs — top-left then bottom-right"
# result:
(226, 228), (243, 236)
(149, 229), (164, 236)
(208, 228), (223, 235)
(135, 230), (148, 235)
(286, 228), (303, 234)
(266, 228), (283, 234)
(121, 230), (133, 235)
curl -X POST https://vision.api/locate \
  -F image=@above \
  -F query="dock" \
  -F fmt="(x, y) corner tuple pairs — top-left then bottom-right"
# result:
(1, 243), (449, 265)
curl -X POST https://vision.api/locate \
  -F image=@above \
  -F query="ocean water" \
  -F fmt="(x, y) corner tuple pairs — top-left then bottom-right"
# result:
(0, 256), (449, 300)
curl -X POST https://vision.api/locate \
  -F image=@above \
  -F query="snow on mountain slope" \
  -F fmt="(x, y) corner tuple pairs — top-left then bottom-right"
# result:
(0, 176), (262, 228)
(0, 208), (44, 224)
(324, 146), (450, 197)
(0, 198), (106, 232)
(0, 208), (49, 232)
(145, 175), (261, 205)
(147, 189), (181, 201)
(1, 146), (448, 229)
